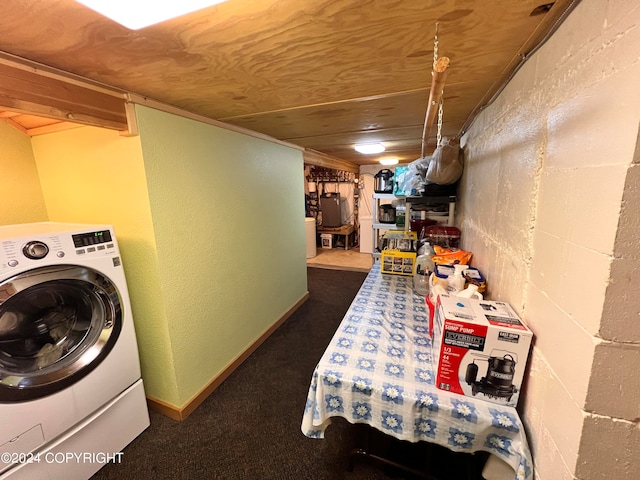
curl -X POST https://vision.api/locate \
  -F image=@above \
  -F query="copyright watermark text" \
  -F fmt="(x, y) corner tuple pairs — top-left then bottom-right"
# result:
(1, 451), (124, 465)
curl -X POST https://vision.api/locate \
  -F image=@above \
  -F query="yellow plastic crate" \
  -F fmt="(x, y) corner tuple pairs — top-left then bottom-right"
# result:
(381, 248), (416, 276)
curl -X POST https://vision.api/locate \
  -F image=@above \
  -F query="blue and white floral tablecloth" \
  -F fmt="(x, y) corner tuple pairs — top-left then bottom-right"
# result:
(301, 262), (532, 480)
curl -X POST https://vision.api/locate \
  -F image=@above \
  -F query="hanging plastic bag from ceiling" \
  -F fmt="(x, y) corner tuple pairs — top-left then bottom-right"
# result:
(401, 156), (431, 195)
(425, 137), (463, 185)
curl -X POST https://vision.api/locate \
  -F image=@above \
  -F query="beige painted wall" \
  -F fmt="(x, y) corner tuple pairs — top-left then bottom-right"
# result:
(0, 122), (47, 224)
(459, 1), (640, 478)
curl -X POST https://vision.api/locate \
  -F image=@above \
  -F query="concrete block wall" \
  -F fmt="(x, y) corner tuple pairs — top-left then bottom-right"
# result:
(459, 1), (640, 478)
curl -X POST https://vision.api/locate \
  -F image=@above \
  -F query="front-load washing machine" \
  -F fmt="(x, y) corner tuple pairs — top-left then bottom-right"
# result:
(0, 222), (149, 480)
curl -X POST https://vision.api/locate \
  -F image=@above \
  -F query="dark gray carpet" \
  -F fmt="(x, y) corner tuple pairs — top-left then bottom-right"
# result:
(92, 267), (484, 480)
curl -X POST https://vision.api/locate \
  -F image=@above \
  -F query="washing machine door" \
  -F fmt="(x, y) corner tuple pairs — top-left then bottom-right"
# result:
(0, 265), (122, 402)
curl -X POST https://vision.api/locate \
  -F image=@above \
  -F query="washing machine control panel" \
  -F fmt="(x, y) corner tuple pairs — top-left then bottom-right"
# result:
(0, 227), (117, 271)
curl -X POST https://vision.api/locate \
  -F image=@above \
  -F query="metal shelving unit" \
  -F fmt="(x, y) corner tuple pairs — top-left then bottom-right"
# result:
(371, 193), (404, 258)
(371, 193), (456, 259)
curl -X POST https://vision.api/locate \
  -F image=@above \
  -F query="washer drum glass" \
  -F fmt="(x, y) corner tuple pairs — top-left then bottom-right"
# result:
(0, 265), (122, 402)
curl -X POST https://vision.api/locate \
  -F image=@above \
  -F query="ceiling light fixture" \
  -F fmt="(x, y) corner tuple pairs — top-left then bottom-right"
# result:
(379, 158), (399, 166)
(354, 143), (385, 154)
(75, 0), (228, 30)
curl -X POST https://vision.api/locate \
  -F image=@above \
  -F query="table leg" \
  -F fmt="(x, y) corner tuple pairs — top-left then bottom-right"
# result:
(347, 425), (439, 480)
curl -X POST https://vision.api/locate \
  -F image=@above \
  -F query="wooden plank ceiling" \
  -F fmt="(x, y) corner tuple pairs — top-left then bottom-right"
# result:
(0, 0), (574, 165)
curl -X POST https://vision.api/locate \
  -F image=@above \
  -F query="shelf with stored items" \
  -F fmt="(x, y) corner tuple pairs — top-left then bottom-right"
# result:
(372, 193), (404, 258)
(405, 195), (456, 227)
(372, 193), (405, 230)
(372, 193), (456, 258)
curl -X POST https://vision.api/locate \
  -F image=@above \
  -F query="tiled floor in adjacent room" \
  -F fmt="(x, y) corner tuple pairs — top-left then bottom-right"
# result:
(306, 246), (373, 272)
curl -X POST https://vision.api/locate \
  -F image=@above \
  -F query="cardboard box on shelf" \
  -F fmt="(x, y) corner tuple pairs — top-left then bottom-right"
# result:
(432, 296), (533, 407)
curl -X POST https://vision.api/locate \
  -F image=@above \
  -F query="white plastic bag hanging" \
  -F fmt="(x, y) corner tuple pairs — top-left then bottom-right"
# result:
(401, 156), (431, 195)
(425, 137), (462, 185)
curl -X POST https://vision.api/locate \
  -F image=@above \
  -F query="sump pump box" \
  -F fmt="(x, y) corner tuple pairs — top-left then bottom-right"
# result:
(432, 296), (533, 407)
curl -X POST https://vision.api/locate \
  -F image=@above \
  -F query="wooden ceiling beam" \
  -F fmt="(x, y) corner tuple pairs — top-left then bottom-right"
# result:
(0, 116), (28, 135)
(0, 60), (128, 132)
(219, 87), (432, 122)
(303, 149), (359, 173)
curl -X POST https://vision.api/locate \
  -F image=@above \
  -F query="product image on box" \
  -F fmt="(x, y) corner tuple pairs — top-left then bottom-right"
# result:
(432, 296), (533, 406)
(464, 351), (518, 402)
(381, 249), (415, 275)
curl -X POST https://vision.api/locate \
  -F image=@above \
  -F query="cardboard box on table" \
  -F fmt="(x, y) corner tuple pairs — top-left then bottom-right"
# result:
(432, 296), (533, 407)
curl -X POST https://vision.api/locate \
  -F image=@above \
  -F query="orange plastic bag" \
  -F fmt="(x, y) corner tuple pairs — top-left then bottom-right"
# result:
(431, 245), (472, 265)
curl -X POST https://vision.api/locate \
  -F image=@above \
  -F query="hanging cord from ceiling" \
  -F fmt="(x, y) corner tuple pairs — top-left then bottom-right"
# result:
(434, 24), (445, 149)
(420, 23), (450, 158)
(437, 94), (444, 148)
(433, 23), (439, 73)
(458, 0), (582, 138)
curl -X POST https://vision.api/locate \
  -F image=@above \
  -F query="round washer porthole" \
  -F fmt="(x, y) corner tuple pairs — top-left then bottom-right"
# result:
(0, 265), (122, 402)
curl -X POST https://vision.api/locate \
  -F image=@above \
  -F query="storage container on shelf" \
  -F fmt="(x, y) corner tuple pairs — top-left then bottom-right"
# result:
(423, 225), (461, 249)
(320, 233), (333, 249)
(409, 208), (437, 236)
